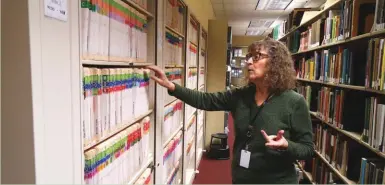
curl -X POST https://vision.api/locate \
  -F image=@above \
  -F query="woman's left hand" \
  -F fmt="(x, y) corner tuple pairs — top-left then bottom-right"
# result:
(261, 130), (288, 150)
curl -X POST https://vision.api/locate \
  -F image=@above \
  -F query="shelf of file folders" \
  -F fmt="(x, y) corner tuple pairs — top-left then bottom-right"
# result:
(164, 30), (184, 67)
(197, 110), (204, 143)
(188, 43), (198, 67)
(84, 116), (154, 184)
(185, 102), (197, 125)
(82, 67), (151, 149)
(188, 20), (199, 50)
(163, 130), (183, 184)
(199, 49), (205, 68)
(165, 0), (184, 35)
(80, 0), (149, 63)
(163, 99), (184, 148)
(187, 68), (198, 90)
(164, 68), (183, 105)
(185, 114), (197, 169)
(184, 118), (196, 185)
(198, 67), (205, 89)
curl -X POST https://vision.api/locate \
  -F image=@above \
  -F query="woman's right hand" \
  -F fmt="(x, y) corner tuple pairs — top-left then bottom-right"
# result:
(146, 65), (175, 91)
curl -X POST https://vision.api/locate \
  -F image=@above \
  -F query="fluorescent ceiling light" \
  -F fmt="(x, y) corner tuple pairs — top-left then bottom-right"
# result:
(256, 0), (293, 10)
(245, 29), (265, 36)
(249, 19), (275, 28)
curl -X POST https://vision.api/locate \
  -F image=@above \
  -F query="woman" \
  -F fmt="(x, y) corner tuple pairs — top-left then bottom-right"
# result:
(146, 37), (314, 184)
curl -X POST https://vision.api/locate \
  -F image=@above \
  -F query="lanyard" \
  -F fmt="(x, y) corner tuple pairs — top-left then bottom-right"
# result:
(245, 92), (274, 149)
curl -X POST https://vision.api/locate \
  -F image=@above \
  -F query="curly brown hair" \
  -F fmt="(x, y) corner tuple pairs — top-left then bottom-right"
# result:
(248, 37), (296, 93)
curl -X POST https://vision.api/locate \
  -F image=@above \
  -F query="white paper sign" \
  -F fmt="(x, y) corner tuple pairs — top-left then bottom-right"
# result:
(44, 0), (68, 22)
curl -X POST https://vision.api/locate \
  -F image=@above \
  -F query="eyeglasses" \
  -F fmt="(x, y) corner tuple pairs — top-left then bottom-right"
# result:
(246, 52), (269, 63)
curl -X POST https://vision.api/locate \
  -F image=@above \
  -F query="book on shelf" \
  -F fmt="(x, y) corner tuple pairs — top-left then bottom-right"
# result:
(359, 157), (385, 184)
(361, 96), (385, 151)
(84, 117), (152, 184)
(372, 0), (385, 31)
(365, 37), (385, 90)
(80, 0), (148, 62)
(295, 47), (353, 85)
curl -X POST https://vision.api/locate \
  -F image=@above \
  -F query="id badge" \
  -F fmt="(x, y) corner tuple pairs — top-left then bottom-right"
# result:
(240, 149), (251, 168)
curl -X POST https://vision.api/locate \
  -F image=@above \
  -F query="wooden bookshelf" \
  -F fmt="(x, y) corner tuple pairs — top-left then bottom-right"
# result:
(276, 0), (385, 183)
(297, 78), (385, 95)
(310, 111), (385, 159)
(292, 30), (385, 56)
(315, 151), (356, 184)
(296, 161), (315, 185)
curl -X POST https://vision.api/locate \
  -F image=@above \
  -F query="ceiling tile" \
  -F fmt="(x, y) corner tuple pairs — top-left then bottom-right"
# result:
(225, 10), (285, 21)
(214, 9), (226, 15)
(221, 0), (322, 37)
(232, 30), (246, 36)
(214, 11), (227, 18)
(224, 3), (256, 11)
(228, 20), (250, 27)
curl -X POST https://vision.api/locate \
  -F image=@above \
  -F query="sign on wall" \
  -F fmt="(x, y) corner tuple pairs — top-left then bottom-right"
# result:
(44, 0), (68, 22)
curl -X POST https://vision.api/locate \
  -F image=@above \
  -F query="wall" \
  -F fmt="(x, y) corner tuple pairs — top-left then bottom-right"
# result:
(2, 0), (82, 183)
(205, 19), (228, 148)
(232, 36), (264, 47)
(2, 0), (36, 183)
(183, 0), (215, 30)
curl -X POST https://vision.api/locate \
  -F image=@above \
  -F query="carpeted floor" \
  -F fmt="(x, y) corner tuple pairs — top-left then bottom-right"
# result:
(193, 113), (234, 184)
